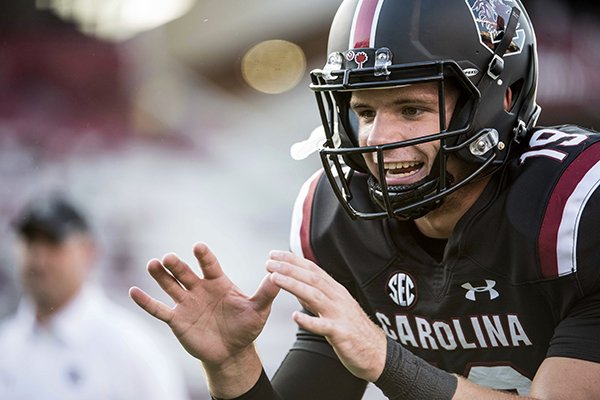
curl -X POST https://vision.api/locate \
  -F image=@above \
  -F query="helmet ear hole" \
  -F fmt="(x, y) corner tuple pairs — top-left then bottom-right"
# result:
(447, 93), (473, 137)
(508, 79), (524, 112)
(340, 112), (369, 172)
(331, 92), (369, 172)
(347, 109), (359, 145)
(333, 92), (359, 143)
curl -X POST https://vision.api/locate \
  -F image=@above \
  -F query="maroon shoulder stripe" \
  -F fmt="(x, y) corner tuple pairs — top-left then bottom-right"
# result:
(538, 142), (600, 278)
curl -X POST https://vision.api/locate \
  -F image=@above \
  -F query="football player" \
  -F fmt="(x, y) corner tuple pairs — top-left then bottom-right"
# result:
(130, 0), (600, 398)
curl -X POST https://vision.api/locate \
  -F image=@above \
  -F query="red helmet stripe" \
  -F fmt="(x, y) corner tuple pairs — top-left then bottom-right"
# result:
(349, 0), (385, 49)
(538, 141), (600, 278)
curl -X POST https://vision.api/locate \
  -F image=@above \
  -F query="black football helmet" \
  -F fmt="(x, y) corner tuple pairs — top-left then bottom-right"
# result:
(310, 0), (541, 220)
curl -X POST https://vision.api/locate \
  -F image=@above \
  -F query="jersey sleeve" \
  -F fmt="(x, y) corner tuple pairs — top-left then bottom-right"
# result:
(271, 319), (368, 399)
(532, 130), (600, 363)
(546, 289), (600, 362)
(545, 158), (600, 362)
(289, 169), (323, 263)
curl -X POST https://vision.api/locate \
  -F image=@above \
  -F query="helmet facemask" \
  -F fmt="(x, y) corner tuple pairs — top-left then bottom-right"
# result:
(311, 61), (503, 220)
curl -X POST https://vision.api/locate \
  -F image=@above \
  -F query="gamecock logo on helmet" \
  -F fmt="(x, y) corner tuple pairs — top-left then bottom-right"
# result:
(346, 50), (369, 69)
(465, 0), (526, 56)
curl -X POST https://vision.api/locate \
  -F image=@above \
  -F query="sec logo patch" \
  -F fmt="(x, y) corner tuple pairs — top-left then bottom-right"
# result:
(387, 272), (416, 307)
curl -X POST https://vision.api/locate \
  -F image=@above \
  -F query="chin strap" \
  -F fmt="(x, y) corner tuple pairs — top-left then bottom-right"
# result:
(367, 175), (443, 220)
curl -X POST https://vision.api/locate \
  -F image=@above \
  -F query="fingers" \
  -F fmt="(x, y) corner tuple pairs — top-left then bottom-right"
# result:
(292, 310), (330, 336)
(147, 258), (188, 303)
(270, 270), (327, 307)
(161, 252), (200, 290)
(152, 242), (222, 290)
(250, 274), (281, 312)
(268, 263), (332, 314)
(129, 286), (174, 323)
(269, 250), (321, 274)
(268, 251), (335, 290)
(193, 242), (224, 280)
(268, 251), (331, 288)
(140, 243), (227, 306)
(267, 251), (352, 322)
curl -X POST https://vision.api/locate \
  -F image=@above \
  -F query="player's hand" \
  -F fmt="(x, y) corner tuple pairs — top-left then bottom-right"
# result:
(266, 251), (387, 382)
(130, 242), (280, 367)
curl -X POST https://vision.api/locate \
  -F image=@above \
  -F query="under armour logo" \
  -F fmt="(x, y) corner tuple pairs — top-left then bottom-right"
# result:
(461, 280), (499, 301)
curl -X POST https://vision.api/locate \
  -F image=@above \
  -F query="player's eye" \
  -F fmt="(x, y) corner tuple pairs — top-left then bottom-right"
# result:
(401, 106), (425, 118)
(353, 108), (375, 121)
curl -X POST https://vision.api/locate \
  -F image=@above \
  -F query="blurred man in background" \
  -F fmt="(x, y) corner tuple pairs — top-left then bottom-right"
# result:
(0, 193), (189, 400)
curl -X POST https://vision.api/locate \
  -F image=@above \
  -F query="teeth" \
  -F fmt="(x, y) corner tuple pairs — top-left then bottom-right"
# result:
(387, 170), (415, 178)
(372, 156), (423, 177)
(383, 161), (421, 170)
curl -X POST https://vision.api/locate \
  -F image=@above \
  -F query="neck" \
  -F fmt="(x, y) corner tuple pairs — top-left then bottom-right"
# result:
(35, 309), (56, 325)
(33, 288), (81, 325)
(414, 174), (491, 239)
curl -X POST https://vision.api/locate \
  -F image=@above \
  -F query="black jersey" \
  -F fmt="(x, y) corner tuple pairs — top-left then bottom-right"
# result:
(284, 125), (600, 396)
(227, 126), (600, 400)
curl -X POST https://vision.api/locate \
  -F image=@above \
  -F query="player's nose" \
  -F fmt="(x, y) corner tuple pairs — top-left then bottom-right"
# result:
(365, 112), (406, 147)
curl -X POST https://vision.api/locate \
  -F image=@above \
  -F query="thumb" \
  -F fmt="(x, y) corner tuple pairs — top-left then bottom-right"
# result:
(250, 273), (280, 312)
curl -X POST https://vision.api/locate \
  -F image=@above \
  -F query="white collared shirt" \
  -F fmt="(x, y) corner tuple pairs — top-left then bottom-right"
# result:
(0, 286), (189, 400)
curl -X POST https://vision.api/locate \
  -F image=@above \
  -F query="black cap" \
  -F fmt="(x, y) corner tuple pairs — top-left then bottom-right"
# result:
(13, 194), (90, 242)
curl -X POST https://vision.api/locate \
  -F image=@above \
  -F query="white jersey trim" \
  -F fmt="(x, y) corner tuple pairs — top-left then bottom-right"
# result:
(556, 160), (600, 276)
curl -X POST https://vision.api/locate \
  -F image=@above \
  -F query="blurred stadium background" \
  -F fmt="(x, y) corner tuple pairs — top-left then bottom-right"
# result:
(0, 0), (598, 398)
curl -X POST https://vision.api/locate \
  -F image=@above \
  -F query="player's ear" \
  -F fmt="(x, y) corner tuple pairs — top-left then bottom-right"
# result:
(504, 87), (513, 112)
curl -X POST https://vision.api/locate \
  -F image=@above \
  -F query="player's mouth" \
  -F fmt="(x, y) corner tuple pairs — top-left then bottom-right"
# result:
(374, 160), (426, 185)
